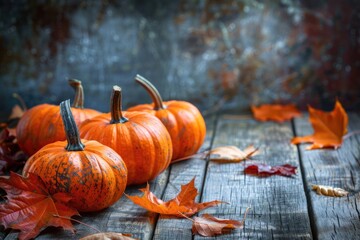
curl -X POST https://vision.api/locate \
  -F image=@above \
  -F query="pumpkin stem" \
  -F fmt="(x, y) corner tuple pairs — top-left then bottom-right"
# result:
(134, 74), (165, 110)
(12, 93), (27, 111)
(68, 79), (84, 109)
(110, 86), (128, 124)
(60, 99), (85, 151)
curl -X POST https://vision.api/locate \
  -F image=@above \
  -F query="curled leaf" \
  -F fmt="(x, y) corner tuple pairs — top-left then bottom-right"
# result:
(312, 185), (349, 197)
(80, 232), (136, 240)
(244, 163), (297, 177)
(192, 208), (250, 237)
(209, 145), (259, 162)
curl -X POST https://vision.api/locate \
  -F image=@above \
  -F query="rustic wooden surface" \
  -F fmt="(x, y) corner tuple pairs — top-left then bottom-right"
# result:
(2, 113), (360, 239)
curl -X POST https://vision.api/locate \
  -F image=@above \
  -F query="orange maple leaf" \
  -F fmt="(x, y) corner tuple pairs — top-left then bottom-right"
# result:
(0, 172), (79, 240)
(291, 100), (348, 150)
(127, 178), (223, 217)
(251, 104), (301, 123)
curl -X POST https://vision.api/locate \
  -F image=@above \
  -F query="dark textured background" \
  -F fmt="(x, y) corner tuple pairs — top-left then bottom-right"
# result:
(1, 0), (359, 119)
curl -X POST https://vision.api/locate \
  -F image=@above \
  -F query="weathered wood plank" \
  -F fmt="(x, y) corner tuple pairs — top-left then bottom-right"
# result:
(152, 116), (217, 239)
(4, 170), (170, 240)
(294, 112), (360, 239)
(195, 114), (312, 239)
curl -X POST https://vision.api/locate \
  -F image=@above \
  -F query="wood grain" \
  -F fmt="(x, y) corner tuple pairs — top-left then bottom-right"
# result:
(195, 114), (312, 239)
(152, 116), (216, 239)
(293, 112), (360, 239)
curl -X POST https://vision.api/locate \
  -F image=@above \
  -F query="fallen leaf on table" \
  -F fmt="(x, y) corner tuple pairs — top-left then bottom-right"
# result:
(312, 184), (349, 197)
(244, 163), (297, 177)
(0, 129), (27, 175)
(80, 232), (136, 240)
(251, 104), (301, 123)
(192, 209), (249, 237)
(127, 178), (224, 217)
(0, 172), (79, 240)
(291, 100), (348, 150)
(171, 145), (259, 164)
(209, 145), (259, 162)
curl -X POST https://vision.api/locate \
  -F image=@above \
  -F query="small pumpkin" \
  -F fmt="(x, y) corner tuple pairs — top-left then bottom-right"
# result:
(79, 86), (172, 185)
(16, 79), (101, 156)
(127, 74), (206, 161)
(22, 99), (127, 212)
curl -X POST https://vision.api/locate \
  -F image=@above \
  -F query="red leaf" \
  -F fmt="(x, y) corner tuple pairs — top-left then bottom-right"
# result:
(127, 178), (224, 217)
(0, 172), (79, 240)
(291, 100), (348, 149)
(251, 104), (301, 123)
(244, 163), (297, 177)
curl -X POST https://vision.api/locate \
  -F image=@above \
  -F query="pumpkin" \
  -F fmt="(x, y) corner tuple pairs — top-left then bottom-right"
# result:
(127, 74), (206, 161)
(16, 79), (101, 156)
(22, 99), (127, 212)
(79, 86), (172, 185)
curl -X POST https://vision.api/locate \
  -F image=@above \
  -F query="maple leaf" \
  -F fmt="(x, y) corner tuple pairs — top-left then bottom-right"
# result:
(244, 163), (297, 177)
(80, 232), (136, 240)
(251, 104), (301, 123)
(0, 172), (79, 240)
(291, 100), (348, 149)
(127, 178), (223, 217)
(311, 184), (348, 197)
(191, 213), (248, 237)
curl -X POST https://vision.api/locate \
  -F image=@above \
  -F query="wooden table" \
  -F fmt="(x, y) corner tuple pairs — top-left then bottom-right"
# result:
(2, 113), (360, 239)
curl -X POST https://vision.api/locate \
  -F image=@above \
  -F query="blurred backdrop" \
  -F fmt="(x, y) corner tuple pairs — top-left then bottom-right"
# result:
(1, 0), (359, 119)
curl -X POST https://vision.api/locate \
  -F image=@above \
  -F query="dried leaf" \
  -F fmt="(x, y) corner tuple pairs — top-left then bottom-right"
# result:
(312, 185), (349, 197)
(9, 104), (25, 120)
(80, 232), (136, 240)
(209, 145), (259, 162)
(0, 129), (27, 175)
(192, 208), (250, 237)
(127, 178), (223, 217)
(244, 163), (297, 177)
(171, 145), (259, 164)
(251, 104), (301, 123)
(0, 172), (79, 240)
(291, 100), (348, 149)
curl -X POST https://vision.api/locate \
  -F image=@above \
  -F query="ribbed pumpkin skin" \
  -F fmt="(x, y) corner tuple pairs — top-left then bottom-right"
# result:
(22, 139), (127, 212)
(16, 104), (100, 156)
(127, 100), (206, 161)
(79, 111), (172, 185)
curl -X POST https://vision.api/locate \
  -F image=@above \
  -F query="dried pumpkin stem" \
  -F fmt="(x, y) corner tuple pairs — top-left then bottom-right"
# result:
(60, 99), (85, 151)
(134, 74), (165, 110)
(110, 86), (129, 124)
(68, 79), (84, 109)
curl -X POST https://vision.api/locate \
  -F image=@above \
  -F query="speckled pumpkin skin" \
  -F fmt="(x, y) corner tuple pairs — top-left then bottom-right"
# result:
(79, 111), (173, 186)
(127, 100), (206, 161)
(22, 139), (127, 212)
(16, 104), (100, 156)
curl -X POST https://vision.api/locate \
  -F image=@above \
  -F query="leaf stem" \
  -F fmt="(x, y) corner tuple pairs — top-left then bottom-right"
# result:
(343, 130), (360, 140)
(53, 214), (101, 233)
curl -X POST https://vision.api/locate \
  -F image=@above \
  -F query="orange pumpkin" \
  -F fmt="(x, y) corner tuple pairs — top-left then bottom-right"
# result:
(127, 75), (206, 161)
(79, 86), (172, 185)
(16, 79), (101, 156)
(22, 99), (127, 212)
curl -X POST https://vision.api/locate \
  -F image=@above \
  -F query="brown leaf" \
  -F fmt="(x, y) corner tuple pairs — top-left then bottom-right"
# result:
(291, 100), (348, 149)
(251, 104), (301, 123)
(80, 232), (136, 240)
(209, 145), (259, 162)
(192, 208), (250, 237)
(127, 178), (223, 217)
(0, 172), (79, 240)
(171, 145), (259, 164)
(312, 185), (349, 197)
(9, 104), (25, 120)
(244, 163), (297, 177)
